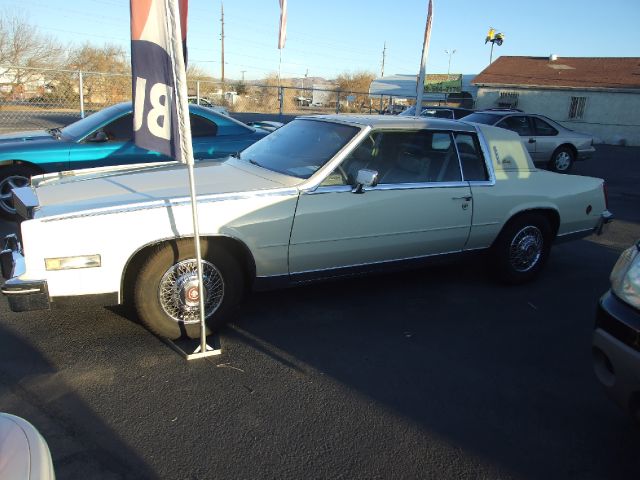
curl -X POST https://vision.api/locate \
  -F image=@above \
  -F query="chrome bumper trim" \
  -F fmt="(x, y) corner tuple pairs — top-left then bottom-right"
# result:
(1, 278), (50, 312)
(595, 210), (613, 235)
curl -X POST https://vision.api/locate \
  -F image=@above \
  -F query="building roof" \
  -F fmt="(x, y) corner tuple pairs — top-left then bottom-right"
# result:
(472, 56), (640, 90)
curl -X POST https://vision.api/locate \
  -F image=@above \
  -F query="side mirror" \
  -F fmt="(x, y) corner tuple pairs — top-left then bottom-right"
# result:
(88, 131), (108, 143)
(352, 169), (378, 194)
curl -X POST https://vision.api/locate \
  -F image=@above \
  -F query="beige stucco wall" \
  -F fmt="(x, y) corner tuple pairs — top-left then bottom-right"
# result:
(475, 87), (640, 146)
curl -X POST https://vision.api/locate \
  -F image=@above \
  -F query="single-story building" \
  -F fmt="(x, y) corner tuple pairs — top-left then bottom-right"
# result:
(472, 56), (640, 145)
(369, 74), (478, 108)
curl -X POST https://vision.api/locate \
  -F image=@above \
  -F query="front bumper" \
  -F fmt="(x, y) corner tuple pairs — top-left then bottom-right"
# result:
(592, 291), (640, 419)
(1, 233), (51, 312)
(578, 145), (596, 161)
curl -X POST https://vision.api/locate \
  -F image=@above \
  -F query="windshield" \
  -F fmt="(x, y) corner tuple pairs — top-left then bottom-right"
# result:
(463, 112), (503, 125)
(61, 103), (129, 140)
(399, 106), (453, 118)
(399, 106), (416, 116)
(239, 119), (360, 179)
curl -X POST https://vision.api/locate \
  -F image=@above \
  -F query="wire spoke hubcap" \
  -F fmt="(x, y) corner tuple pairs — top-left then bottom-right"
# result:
(509, 226), (543, 272)
(158, 259), (224, 324)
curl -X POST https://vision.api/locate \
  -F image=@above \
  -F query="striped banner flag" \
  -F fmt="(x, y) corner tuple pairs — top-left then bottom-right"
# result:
(278, 0), (287, 49)
(415, 0), (433, 116)
(130, 0), (193, 164)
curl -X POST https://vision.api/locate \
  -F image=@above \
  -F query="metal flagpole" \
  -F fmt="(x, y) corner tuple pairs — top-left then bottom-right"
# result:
(415, 0), (433, 117)
(165, 0), (208, 354)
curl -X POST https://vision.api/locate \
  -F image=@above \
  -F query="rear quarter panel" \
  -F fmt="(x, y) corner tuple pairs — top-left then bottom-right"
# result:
(465, 124), (606, 249)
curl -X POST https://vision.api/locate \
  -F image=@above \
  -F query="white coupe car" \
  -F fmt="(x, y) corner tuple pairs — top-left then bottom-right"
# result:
(1, 115), (612, 339)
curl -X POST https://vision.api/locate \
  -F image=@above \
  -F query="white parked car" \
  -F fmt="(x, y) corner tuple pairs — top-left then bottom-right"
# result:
(1, 115), (612, 339)
(0, 413), (55, 480)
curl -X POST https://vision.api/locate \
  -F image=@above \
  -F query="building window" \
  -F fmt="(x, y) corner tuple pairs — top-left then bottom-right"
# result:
(497, 91), (519, 108)
(568, 96), (587, 119)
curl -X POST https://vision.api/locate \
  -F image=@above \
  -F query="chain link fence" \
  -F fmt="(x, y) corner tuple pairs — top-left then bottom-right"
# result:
(1, 65), (422, 133)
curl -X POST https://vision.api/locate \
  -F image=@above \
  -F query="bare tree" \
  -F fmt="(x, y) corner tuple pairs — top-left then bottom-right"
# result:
(0, 12), (64, 98)
(335, 70), (375, 112)
(64, 43), (130, 107)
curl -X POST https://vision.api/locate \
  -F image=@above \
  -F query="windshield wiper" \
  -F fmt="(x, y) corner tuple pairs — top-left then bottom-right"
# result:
(47, 127), (62, 139)
(246, 158), (262, 167)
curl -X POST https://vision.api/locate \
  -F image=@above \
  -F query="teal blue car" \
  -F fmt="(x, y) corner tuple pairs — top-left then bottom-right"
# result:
(0, 102), (271, 217)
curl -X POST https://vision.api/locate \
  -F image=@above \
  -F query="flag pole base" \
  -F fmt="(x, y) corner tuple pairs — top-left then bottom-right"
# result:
(163, 335), (222, 360)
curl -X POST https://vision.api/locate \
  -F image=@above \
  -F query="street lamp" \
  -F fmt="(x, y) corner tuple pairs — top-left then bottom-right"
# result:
(445, 49), (456, 78)
(444, 49), (456, 106)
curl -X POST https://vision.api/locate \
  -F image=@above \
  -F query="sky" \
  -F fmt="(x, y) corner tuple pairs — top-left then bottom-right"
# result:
(2, 0), (640, 81)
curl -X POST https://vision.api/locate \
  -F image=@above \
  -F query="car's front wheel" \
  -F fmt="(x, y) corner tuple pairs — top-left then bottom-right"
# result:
(134, 239), (244, 339)
(548, 146), (575, 173)
(492, 214), (553, 284)
(0, 164), (39, 219)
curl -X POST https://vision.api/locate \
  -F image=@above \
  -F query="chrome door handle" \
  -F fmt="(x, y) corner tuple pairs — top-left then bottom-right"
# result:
(452, 195), (472, 201)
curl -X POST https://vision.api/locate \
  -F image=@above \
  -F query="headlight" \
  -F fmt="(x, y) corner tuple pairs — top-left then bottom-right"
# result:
(45, 254), (101, 271)
(610, 242), (640, 310)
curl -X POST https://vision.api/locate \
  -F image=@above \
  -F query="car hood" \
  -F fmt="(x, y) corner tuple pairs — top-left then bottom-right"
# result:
(0, 130), (62, 154)
(29, 158), (297, 218)
(0, 130), (53, 142)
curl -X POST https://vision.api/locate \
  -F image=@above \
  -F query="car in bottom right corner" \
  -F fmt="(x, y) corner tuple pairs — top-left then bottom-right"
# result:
(592, 240), (640, 425)
(463, 110), (595, 173)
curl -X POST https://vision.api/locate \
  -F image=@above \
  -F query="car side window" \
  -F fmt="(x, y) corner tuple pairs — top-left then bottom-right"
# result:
(532, 117), (558, 136)
(189, 113), (218, 137)
(320, 132), (379, 186)
(455, 133), (489, 181)
(101, 113), (133, 141)
(323, 130), (462, 186)
(497, 115), (534, 136)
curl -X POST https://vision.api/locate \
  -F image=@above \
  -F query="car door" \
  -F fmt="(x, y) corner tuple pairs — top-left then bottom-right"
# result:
(530, 116), (560, 162)
(189, 113), (222, 160)
(69, 113), (168, 169)
(495, 115), (538, 160)
(190, 112), (259, 160)
(288, 129), (473, 275)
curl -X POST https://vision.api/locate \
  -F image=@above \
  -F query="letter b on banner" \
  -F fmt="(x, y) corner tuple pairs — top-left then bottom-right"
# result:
(133, 76), (173, 142)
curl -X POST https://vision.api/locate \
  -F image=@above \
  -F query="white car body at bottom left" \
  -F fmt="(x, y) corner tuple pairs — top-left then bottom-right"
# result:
(1, 115), (612, 339)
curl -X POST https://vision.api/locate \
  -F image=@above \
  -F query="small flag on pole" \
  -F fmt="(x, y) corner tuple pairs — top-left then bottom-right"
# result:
(278, 0), (287, 49)
(130, 0), (192, 164)
(415, 0), (433, 116)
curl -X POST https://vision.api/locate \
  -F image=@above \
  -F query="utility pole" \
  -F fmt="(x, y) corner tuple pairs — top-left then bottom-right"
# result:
(381, 41), (386, 77)
(220, 2), (225, 83)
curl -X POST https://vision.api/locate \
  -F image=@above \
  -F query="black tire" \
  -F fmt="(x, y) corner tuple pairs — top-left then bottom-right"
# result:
(134, 239), (244, 339)
(492, 214), (553, 284)
(0, 164), (40, 219)
(548, 146), (575, 173)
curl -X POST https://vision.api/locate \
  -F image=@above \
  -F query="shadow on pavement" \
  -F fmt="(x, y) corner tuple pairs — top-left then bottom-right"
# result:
(233, 240), (640, 479)
(0, 322), (157, 479)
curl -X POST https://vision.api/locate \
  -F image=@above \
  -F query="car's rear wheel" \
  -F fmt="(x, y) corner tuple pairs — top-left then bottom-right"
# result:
(0, 164), (39, 219)
(548, 146), (575, 173)
(492, 214), (553, 284)
(134, 239), (243, 339)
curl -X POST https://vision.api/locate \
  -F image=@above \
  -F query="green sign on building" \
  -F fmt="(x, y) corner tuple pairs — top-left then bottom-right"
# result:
(424, 74), (462, 93)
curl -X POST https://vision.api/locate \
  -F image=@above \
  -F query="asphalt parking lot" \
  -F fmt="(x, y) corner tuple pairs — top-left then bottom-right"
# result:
(1, 146), (639, 479)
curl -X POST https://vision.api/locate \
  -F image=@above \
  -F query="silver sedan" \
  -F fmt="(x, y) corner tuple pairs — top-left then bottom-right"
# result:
(463, 110), (595, 172)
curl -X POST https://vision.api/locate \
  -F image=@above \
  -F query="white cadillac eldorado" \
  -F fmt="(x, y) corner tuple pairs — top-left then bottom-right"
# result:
(1, 115), (613, 339)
